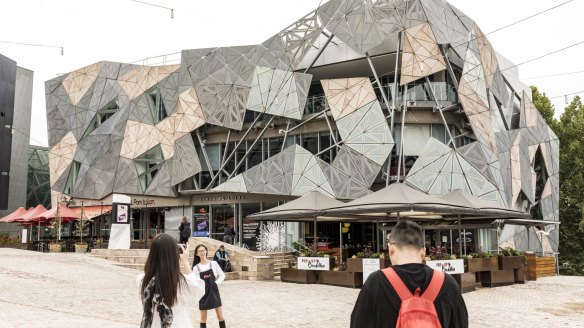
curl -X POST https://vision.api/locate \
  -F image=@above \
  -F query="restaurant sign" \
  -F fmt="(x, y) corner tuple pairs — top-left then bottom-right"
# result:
(297, 257), (330, 271)
(425, 259), (464, 274)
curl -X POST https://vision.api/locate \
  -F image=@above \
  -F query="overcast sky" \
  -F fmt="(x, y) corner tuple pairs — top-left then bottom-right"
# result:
(1, 0), (582, 147)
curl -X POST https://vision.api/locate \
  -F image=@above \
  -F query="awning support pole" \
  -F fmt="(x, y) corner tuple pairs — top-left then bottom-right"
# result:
(458, 216), (462, 256)
(339, 223), (343, 264)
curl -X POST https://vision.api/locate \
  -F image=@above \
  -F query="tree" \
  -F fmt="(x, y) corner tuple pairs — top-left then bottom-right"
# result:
(540, 94), (584, 275)
(531, 87), (584, 275)
(530, 86), (556, 129)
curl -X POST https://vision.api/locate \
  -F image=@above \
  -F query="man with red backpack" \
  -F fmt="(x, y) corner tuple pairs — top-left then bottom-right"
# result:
(350, 220), (468, 328)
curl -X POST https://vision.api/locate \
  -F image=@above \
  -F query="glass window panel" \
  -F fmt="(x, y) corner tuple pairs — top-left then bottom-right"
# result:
(283, 135), (296, 150)
(247, 140), (263, 169)
(318, 131), (332, 162)
(269, 137), (284, 158)
(301, 133), (318, 154)
(223, 142), (236, 173)
(431, 124), (446, 144)
(206, 144), (221, 171)
(236, 146), (247, 174)
(402, 125), (431, 156)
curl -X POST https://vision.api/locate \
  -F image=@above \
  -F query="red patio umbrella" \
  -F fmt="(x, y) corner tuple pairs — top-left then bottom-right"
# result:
(0, 207), (32, 223)
(14, 205), (48, 223)
(33, 204), (80, 222)
(34, 204), (81, 241)
(14, 205), (49, 242)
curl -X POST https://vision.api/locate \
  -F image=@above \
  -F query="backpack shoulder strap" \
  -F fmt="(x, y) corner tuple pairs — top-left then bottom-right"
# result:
(382, 267), (413, 301)
(421, 270), (445, 302)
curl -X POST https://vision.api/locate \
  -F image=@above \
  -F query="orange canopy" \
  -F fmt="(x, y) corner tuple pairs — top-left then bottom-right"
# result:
(14, 205), (49, 223)
(0, 207), (30, 223)
(71, 205), (112, 220)
(33, 204), (80, 222)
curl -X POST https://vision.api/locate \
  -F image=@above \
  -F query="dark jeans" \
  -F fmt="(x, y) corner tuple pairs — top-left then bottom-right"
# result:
(223, 235), (233, 244)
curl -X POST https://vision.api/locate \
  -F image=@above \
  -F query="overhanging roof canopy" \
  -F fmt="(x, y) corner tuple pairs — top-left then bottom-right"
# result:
(71, 205), (113, 220)
(440, 190), (530, 219)
(324, 183), (474, 217)
(246, 190), (345, 221)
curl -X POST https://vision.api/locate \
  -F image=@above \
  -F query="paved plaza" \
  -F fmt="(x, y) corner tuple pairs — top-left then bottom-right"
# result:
(0, 248), (583, 327)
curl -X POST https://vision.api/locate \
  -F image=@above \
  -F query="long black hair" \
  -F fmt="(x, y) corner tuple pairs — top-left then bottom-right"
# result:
(141, 233), (187, 307)
(192, 244), (208, 267)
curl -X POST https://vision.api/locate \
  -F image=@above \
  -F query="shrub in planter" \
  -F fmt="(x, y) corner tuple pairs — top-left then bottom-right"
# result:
(347, 244), (391, 272)
(464, 253), (498, 272)
(497, 247), (526, 270)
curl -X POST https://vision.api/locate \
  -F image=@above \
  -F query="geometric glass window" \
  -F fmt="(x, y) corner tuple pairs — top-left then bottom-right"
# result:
(64, 161), (81, 195)
(134, 145), (165, 192)
(26, 147), (51, 208)
(146, 87), (167, 124)
(82, 98), (119, 138)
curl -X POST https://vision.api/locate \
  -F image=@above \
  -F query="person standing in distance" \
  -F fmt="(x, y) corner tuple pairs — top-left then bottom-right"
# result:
(192, 244), (227, 328)
(222, 223), (235, 245)
(178, 217), (191, 245)
(350, 220), (468, 328)
(137, 233), (204, 328)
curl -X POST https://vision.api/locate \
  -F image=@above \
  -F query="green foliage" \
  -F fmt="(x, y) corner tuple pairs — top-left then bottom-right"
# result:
(499, 247), (523, 257)
(428, 246), (451, 260)
(532, 89), (584, 276)
(47, 220), (61, 239)
(467, 252), (493, 258)
(73, 219), (90, 241)
(531, 86), (556, 129)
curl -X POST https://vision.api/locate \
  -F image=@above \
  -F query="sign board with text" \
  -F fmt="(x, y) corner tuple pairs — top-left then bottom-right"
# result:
(425, 259), (464, 274)
(363, 258), (380, 282)
(297, 257), (331, 271)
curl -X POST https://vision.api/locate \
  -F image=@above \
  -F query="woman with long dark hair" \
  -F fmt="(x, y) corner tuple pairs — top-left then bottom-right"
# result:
(138, 233), (204, 328)
(192, 244), (226, 328)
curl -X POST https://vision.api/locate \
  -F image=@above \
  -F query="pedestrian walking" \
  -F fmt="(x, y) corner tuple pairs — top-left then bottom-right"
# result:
(178, 217), (191, 245)
(222, 224), (235, 245)
(350, 220), (468, 328)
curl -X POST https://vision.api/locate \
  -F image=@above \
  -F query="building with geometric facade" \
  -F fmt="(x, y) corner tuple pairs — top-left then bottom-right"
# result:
(45, 0), (559, 254)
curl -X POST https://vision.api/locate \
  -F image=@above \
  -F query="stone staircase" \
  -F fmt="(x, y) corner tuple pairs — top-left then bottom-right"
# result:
(91, 238), (298, 281)
(91, 248), (240, 280)
(266, 252), (297, 278)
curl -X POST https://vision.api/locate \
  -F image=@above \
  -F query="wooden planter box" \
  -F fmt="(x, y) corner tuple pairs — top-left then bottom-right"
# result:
(466, 257), (498, 272)
(319, 271), (363, 288)
(480, 269), (515, 288)
(452, 272), (476, 293)
(280, 268), (318, 284)
(498, 256), (526, 270)
(346, 258), (391, 273)
(526, 254), (556, 280)
(514, 268), (526, 284)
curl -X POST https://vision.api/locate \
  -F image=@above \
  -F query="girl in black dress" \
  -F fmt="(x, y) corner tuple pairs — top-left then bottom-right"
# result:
(192, 244), (226, 328)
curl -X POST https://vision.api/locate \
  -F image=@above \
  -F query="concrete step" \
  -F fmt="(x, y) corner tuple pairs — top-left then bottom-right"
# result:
(114, 263), (241, 280)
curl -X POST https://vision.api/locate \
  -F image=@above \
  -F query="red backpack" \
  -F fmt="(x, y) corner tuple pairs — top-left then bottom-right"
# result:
(382, 267), (445, 328)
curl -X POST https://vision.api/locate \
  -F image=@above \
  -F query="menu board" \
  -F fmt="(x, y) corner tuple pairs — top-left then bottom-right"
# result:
(193, 206), (209, 237)
(242, 222), (260, 251)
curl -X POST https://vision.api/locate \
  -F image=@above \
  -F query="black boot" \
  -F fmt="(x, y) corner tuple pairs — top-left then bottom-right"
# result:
(200, 323), (207, 328)
(219, 320), (226, 328)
